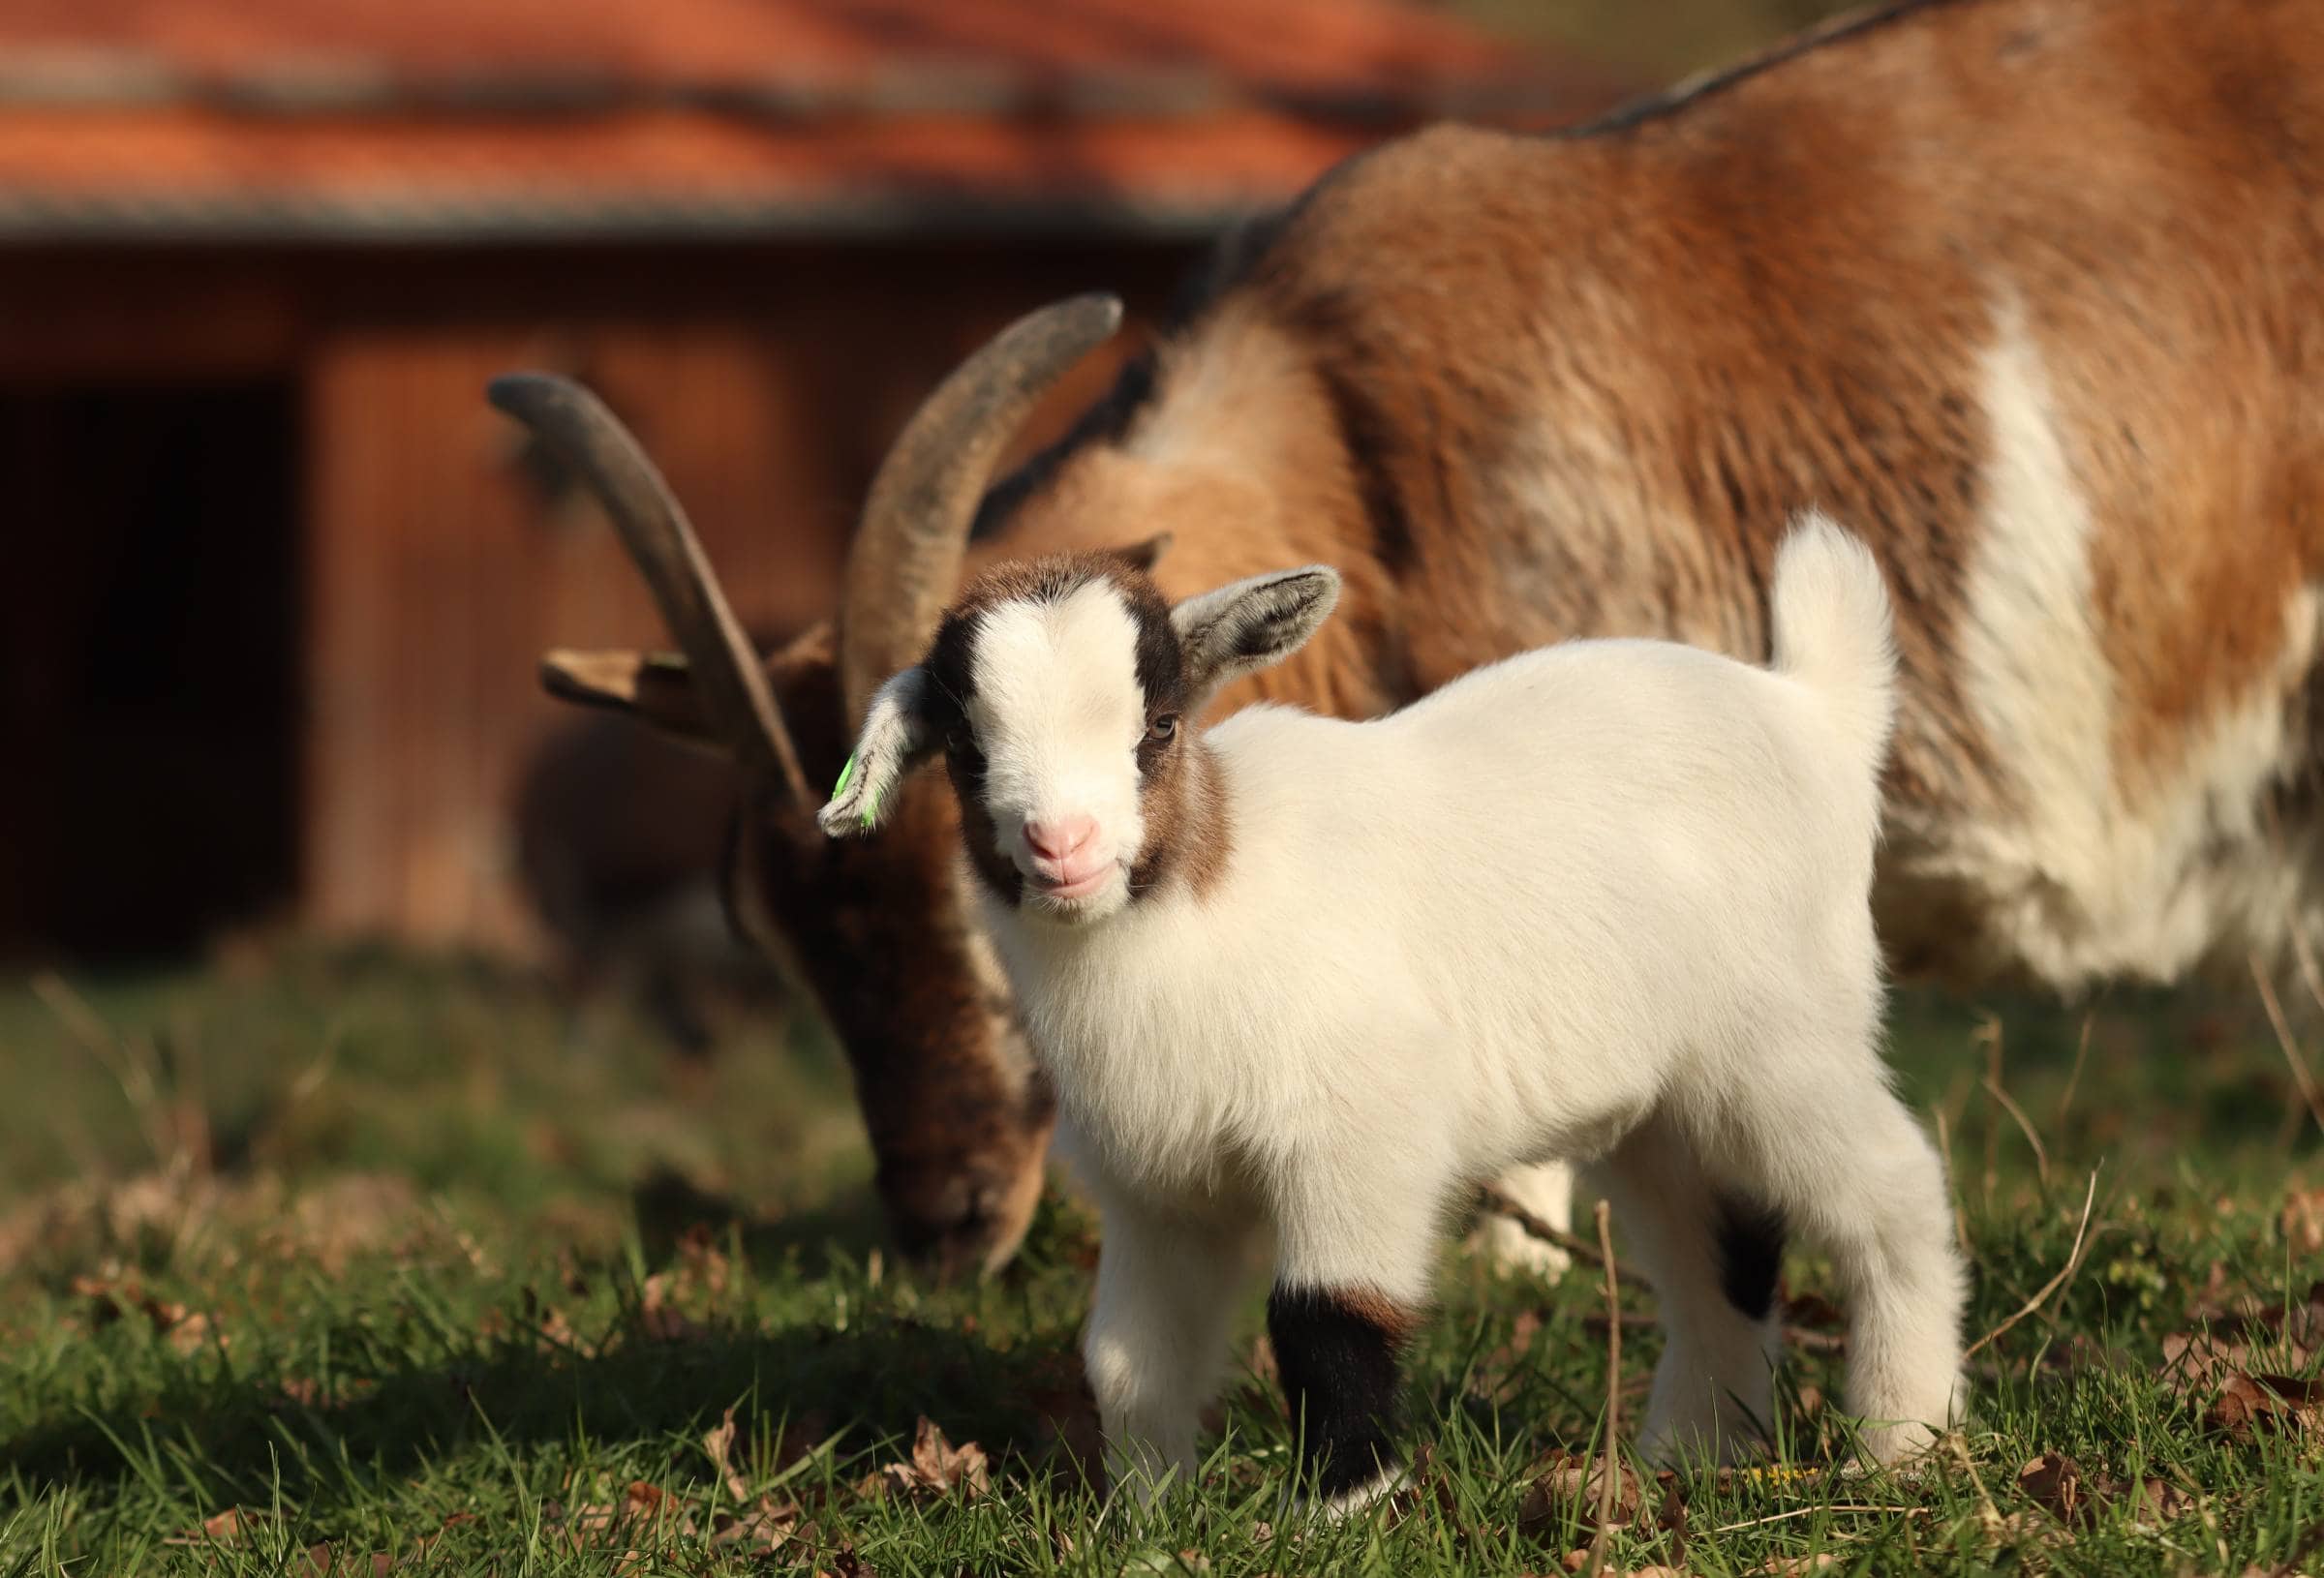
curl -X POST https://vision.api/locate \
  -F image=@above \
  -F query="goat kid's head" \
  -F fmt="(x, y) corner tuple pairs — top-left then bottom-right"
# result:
(821, 558), (1341, 922)
(492, 296), (1135, 1280)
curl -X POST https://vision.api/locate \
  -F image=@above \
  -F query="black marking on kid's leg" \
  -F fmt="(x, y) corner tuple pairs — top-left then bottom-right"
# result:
(1266, 1283), (1413, 1503)
(1713, 1191), (1788, 1320)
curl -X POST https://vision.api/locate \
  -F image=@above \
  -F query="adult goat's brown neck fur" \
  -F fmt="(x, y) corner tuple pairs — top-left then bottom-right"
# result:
(521, 0), (2324, 1275)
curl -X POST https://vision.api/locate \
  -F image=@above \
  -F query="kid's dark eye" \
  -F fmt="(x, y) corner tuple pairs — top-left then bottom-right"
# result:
(1147, 714), (1178, 743)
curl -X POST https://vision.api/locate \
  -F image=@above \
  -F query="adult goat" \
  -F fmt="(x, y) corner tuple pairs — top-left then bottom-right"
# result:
(498, 0), (2324, 1278)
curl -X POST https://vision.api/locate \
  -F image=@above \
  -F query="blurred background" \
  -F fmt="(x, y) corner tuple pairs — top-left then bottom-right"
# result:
(0, 0), (1858, 981)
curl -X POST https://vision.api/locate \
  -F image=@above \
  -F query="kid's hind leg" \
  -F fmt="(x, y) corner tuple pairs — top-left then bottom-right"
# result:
(1600, 1113), (1784, 1466)
(1721, 1065), (1968, 1466)
(1469, 1160), (1577, 1281)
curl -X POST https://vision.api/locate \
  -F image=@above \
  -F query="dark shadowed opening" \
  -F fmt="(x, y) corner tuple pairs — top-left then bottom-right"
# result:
(0, 381), (301, 961)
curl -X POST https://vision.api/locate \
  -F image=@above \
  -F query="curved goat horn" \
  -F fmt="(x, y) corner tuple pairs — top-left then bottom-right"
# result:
(839, 292), (1125, 725)
(488, 374), (812, 805)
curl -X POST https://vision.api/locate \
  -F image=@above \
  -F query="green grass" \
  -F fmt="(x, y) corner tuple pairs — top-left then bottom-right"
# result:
(3, 945), (2323, 1575)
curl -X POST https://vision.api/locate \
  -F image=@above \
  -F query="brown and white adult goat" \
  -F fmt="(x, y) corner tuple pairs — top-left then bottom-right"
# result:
(498, 0), (2324, 1281)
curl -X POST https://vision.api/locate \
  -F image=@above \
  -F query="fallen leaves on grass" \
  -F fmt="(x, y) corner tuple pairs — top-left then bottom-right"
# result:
(166, 1507), (272, 1545)
(2282, 1186), (2324, 1257)
(708, 1496), (803, 1557)
(1518, 1448), (1647, 1536)
(1378, 1446), (1476, 1542)
(704, 1405), (750, 1501)
(71, 1271), (223, 1354)
(636, 1272), (707, 1343)
(813, 1542), (878, 1577)
(2209, 1372), (2324, 1441)
(1555, 1554), (1684, 1576)
(877, 1416), (990, 1502)
(2159, 1277), (2324, 1445)
(2016, 1452), (2190, 1531)
(557, 1479), (697, 1550)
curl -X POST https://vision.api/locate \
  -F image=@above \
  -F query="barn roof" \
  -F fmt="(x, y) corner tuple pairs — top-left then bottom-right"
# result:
(0, 0), (1629, 242)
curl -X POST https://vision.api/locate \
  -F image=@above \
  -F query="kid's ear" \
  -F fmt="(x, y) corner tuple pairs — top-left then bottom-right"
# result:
(1170, 566), (1341, 703)
(817, 667), (940, 837)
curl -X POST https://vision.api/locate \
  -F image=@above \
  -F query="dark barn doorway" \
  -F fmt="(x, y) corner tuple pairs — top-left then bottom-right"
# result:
(0, 381), (301, 961)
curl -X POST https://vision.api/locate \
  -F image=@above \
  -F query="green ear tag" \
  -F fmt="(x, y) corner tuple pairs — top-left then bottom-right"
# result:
(832, 753), (878, 829)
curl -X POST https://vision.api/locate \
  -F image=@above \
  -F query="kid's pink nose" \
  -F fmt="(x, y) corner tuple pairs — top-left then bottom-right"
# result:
(1024, 815), (1098, 863)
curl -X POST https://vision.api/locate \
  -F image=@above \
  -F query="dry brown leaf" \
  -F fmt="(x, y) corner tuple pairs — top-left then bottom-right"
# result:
(710, 1495), (801, 1555)
(1556, 1555), (1683, 1578)
(814, 1542), (877, 1577)
(636, 1272), (707, 1342)
(1518, 1447), (1646, 1538)
(1483, 1309), (1547, 1377)
(2283, 1187), (2324, 1257)
(163, 1308), (218, 1355)
(2117, 1474), (2191, 1526)
(2019, 1449), (2192, 1531)
(299, 1545), (395, 1577)
(703, 1405), (749, 1501)
(561, 1480), (694, 1548)
(2018, 1452), (2092, 1526)
(879, 1416), (990, 1502)
(1754, 1559), (1839, 1575)
(2211, 1371), (2324, 1441)
(165, 1506), (271, 1546)
(74, 1273), (223, 1353)
(677, 1222), (733, 1297)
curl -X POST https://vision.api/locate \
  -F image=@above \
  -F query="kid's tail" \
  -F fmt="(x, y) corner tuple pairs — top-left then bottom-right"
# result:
(1768, 510), (1898, 781)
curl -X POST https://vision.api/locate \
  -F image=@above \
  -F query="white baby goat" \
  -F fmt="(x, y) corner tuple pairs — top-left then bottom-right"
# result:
(821, 512), (1968, 1507)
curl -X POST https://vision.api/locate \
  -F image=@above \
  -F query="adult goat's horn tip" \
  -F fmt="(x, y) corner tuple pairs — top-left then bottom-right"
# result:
(1068, 292), (1125, 333)
(485, 372), (579, 421)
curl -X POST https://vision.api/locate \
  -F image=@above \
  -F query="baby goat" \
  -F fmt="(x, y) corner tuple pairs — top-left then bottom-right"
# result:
(821, 513), (1967, 1504)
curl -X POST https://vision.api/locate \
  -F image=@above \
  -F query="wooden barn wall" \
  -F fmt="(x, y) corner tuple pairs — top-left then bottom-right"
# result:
(298, 243), (1191, 951)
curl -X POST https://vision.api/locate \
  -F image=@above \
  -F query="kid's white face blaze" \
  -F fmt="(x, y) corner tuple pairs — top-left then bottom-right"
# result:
(964, 580), (1153, 920)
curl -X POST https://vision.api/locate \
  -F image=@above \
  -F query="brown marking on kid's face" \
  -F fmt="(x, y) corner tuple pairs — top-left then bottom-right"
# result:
(1126, 722), (1234, 903)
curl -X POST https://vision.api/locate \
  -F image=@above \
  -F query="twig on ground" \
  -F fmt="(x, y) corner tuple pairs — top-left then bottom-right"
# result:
(1975, 1017), (2004, 1198)
(1477, 1185), (1650, 1290)
(1933, 1108), (1972, 1260)
(1974, 1009), (2050, 1187)
(2053, 1012), (2095, 1138)
(1584, 1199), (1623, 1578)
(32, 969), (184, 1175)
(2250, 953), (2324, 1144)
(1711, 1505), (1931, 1534)
(1963, 1170), (2099, 1359)
(1981, 1074), (2050, 1188)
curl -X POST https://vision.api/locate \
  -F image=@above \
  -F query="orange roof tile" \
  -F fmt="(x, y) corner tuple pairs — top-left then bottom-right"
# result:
(0, 0), (1631, 240)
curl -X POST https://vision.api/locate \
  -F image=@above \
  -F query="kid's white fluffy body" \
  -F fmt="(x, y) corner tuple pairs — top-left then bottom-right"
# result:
(824, 514), (1968, 1505)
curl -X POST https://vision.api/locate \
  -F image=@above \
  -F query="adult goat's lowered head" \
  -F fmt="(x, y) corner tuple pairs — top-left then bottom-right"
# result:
(499, 0), (2324, 1277)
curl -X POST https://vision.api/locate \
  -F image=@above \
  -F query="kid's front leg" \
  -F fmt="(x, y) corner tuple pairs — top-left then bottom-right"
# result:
(1082, 1187), (1264, 1503)
(1269, 1169), (1443, 1512)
